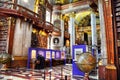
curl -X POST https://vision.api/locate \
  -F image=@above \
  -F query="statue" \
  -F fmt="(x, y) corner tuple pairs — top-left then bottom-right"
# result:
(75, 52), (96, 80)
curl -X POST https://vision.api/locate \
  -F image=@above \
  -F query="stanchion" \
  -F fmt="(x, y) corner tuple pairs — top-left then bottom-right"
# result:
(48, 69), (52, 80)
(83, 73), (90, 80)
(61, 66), (63, 79)
(44, 69), (45, 80)
(50, 71), (51, 80)
(65, 75), (67, 80)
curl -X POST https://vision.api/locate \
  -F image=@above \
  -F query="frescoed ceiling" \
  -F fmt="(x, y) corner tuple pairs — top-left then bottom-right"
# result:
(48, 0), (85, 5)
(48, 0), (99, 43)
(75, 11), (99, 27)
(48, 0), (97, 5)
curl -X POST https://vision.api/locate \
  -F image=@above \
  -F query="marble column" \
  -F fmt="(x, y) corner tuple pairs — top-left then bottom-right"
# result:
(98, 0), (107, 66)
(91, 12), (99, 80)
(69, 12), (75, 56)
(91, 12), (98, 56)
(61, 16), (64, 48)
(98, 0), (107, 79)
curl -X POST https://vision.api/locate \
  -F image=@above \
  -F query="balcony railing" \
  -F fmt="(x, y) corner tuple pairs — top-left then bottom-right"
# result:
(0, 1), (58, 32)
(0, 1), (71, 37)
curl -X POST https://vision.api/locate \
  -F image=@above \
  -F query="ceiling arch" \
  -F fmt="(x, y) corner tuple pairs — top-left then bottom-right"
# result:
(75, 11), (100, 27)
(48, 0), (83, 5)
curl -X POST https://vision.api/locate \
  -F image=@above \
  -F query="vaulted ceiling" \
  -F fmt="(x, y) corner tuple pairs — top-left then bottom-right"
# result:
(48, 0), (83, 5)
(48, 0), (97, 5)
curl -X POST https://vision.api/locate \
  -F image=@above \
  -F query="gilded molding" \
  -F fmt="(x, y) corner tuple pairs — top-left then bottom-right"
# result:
(105, 64), (116, 69)
(104, 0), (108, 5)
(69, 12), (76, 18)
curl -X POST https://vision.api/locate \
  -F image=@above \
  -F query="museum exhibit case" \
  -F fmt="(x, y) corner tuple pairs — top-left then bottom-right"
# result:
(27, 47), (66, 68)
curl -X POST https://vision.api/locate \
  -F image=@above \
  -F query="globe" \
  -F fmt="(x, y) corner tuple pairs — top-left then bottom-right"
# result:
(0, 52), (11, 69)
(76, 52), (96, 73)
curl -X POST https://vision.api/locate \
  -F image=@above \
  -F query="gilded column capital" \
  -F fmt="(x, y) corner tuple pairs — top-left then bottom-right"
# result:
(61, 14), (69, 21)
(69, 12), (76, 18)
(104, 0), (108, 2)
(104, 0), (108, 5)
(61, 14), (65, 20)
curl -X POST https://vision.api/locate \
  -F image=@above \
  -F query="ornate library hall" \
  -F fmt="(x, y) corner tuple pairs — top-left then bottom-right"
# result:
(0, 0), (119, 80)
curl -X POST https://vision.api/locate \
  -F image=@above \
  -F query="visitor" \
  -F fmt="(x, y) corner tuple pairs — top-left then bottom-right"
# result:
(34, 55), (45, 69)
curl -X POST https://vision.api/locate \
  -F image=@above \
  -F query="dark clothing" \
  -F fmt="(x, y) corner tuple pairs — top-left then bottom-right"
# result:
(35, 55), (45, 69)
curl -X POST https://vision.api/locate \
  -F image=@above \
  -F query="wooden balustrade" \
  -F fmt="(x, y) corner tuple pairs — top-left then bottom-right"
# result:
(0, 2), (58, 33)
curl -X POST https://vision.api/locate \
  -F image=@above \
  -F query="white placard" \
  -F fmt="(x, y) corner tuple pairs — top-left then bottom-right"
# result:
(74, 48), (83, 61)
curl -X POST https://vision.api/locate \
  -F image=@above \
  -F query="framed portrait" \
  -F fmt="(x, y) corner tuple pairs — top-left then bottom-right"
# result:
(52, 51), (55, 59)
(46, 51), (51, 59)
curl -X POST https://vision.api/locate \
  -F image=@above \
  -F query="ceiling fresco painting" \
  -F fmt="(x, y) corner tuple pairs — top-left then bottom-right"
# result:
(48, 0), (85, 5)
(48, 0), (97, 5)
(75, 11), (99, 27)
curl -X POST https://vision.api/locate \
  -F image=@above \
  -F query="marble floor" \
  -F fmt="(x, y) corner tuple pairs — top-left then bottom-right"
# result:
(0, 64), (98, 80)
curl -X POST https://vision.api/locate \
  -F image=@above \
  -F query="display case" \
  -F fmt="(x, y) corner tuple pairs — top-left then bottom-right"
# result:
(61, 51), (66, 59)
(38, 50), (45, 57)
(27, 48), (66, 68)
(72, 45), (87, 76)
(52, 50), (66, 66)
(52, 51), (55, 59)
(55, 51), (61, 59)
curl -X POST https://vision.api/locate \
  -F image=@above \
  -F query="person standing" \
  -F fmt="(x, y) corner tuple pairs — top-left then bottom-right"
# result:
(34, 55), (45, 69)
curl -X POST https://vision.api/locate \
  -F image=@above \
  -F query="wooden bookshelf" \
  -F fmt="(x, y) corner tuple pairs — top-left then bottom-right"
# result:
(113, 0), (120, 79)
(113, 0), (120, 56)
(0, 18), (8, 53)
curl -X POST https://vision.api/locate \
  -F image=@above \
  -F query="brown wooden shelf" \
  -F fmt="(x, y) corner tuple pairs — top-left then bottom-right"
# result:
(0, 37), (7, 39)
(115, 12), (120, 17)
(116, 20), (120, 22)
(114, 1), (120, 4)
(116, 26), (120, 28)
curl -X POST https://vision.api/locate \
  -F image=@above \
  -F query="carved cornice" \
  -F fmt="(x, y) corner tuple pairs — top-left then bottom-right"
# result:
(61, 0), (89, 10)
